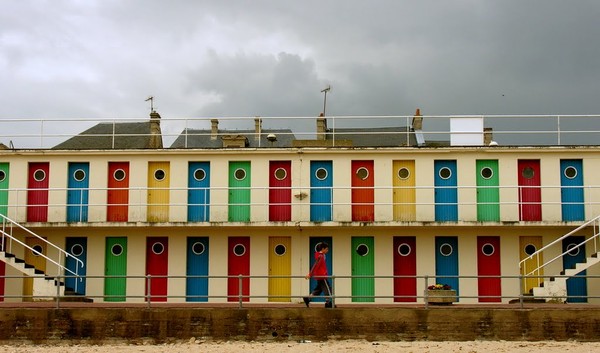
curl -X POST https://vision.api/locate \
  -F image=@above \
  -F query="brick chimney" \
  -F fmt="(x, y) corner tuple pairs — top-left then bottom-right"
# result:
(211, 119), (219, 140)
(254, 117), (262, 141)
(148, 111), (163, 149)
(317, 113), (327, 141)
(411, 108), (423, 131)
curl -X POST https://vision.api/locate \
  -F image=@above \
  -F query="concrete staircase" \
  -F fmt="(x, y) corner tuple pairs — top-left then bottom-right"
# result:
(0, 250), (65, 299)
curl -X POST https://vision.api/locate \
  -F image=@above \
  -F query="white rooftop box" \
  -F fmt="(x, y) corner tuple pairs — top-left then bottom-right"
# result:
(450, 117), (484, 146)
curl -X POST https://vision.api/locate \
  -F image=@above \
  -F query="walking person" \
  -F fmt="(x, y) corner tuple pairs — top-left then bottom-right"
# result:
(303, 242), (335, 308)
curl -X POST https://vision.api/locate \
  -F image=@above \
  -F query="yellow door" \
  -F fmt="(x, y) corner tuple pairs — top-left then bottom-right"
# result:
(393, 160), (416, 221)
(520, 236), (543, 294)
(147, 162), (170, 222)
(23, 237), (47, 301)
(268, 236), (291, 302)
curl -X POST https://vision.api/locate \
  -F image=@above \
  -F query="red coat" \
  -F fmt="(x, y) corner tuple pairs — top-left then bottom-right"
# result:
(310, 251), (328, 279)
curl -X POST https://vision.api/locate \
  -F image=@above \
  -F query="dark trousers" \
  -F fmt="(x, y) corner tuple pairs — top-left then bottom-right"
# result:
(310, 279), (332, 302)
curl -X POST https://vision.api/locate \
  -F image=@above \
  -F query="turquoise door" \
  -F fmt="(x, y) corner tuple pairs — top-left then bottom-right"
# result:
(562, 236), (587, 303)
(65, 237), (87, 295)
(186, 237), (209, 302)
(309, 237), (332, 302)
(188, 162), (210, 222)
(67, 162), (89, 222)
(104, 237), (127, 302)
(228, 161), (250, 222)
(435, 236), (459, 297)
(310, 161), (333, 222)
(434, 160), (458, 221)
(561, 160), (584, 221)
(476, 160), (500, 222)
(351, 236), (375, 302)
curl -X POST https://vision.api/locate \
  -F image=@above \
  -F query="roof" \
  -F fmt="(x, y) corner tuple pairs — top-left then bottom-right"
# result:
(326, 126), (418, 147)
(52, 121), (162, 150)
(170, 128), (296, 148)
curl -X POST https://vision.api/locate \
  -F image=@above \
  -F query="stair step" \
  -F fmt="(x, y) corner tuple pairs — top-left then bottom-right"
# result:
(14, 258), (25, 264)
(24, 263), (34, 269)
(34, 269), (44, 275)
(3, 252), (15, 258)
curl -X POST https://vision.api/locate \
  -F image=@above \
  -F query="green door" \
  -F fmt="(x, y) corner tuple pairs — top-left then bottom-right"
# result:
(104, 237), (128, 302)
(0, 163), (8, 217)
(351, 236), (375, 302)
(228, 161), (251, 222)
(476, 160), (500, 221)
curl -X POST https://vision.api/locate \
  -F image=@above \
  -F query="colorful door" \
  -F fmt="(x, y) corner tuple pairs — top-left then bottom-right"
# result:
(27, 162), (49, 222)
(188, 162), (210, 222)
(186, 237), (209, 302)
(519, 236), (543, 294)
(67, 162), (89, 222)
(269, 161), (292, 221)
(23, 237), (47, 301)
(435, 236), (459, 297)
(352, 161), (374, 221)
(228, 237), (250, 302)
(268, 236), (291, 302)
(228, 162), (251, 222)
(392, 160), (416, 221)
(434, 160), (458, 222)
(147, 162), (170, 222)
(351, 236), (375, 302)
(562, 236), (587, 303)
(561, 160), (584, 221)
(0, 162), (9, 217)
(107, 162), (129, 222)
(477, 236), (501, 302)
(310, 161), (333, 222)
(393, 236), (416, 302)
(309, 237), (332, 302)
(476, 160), (500, 222)
(146, 237), (168, 302)
(518, 160), (542, 221)
(104, 237), (127, 302)
(65, 237), (87, 295)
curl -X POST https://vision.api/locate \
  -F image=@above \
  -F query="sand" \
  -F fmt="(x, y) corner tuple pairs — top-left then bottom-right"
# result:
(3, 340), (600, 353)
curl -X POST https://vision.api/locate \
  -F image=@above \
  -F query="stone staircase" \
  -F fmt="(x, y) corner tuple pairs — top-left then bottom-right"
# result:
(0, 250), (65, 299)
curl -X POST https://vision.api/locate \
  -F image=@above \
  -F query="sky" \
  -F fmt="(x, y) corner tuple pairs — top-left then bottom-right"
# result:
(2, 1), (600, 145)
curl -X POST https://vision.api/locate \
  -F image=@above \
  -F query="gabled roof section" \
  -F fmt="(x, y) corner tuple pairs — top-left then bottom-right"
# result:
(325, 126), (418, 147)
(170, 128), (296, 148)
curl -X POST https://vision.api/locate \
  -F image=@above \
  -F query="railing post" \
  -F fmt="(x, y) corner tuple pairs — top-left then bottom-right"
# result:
(331, 275), (335, 307)
(424, 275), (429, 309)
(238, 274), (243, 309)
(56, 275), (61, 309)
(519, 273), (524, 309)
(146, 274), (151, 308)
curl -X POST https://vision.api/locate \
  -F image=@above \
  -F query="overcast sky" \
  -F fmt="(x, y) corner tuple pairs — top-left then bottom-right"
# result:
(2, 1), (600, 144)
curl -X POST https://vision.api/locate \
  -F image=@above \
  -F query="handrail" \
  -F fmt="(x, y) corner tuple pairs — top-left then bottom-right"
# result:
(0, 214), (83, 278)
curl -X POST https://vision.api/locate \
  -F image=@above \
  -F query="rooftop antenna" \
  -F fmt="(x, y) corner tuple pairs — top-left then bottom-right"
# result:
(321, 85), (331, 116)
(145, 96), (155, 112)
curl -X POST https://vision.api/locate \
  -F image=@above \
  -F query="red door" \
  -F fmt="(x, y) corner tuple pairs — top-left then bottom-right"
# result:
(518, 160), (542, 221)
(146, 237), (168, 302)
(393, 236), (416, 302)
(228, 237), (250, 302)
(352, 160), (374, 221)
(269, 161), (291, 221)
(477, 236), (501, 302)
(107, 162), (129, 222)
(27, 162), (49, 222)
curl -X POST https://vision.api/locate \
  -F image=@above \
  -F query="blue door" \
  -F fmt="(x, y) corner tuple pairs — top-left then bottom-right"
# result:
(434, 160), (458, 222)
(310, 161), (333, 222)
(561, 160), (584, 221)
(65, 237), (87, 295)
(188, 162), (210, 222)
(67, 162), (89, 222)
(562, 236), (587, 303)
(309, 237), (333, 302)
(435, 236), (459, 297)
(186, 237), (209, 302)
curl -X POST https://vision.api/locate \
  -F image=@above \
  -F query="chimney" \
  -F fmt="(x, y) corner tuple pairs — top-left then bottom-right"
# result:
(317, 113), (327, 140)
(411, 108), (423, 131)
(148, 111), (163, 149)
(211, 119), (219, 140)
(254, 117), (262, 141)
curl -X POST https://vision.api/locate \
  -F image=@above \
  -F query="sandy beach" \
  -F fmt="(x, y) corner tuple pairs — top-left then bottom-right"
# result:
(3, 340), (600, 353)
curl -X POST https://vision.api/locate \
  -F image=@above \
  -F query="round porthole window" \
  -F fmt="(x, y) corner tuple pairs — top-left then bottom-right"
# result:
(70, 244), (84, 257)
(113, 169), (126, 181)
(356, 244), (369, 257)
(398, 243), (411, 256)
(73, 169), (86, 182)
(566, 243), (580, 256)
(152, 242), (164, 255)
(440, 243), (453, 256)
(32, 244), (43, 256)
(274, 168), (287, 181)
(439, 167), (452, 180)
(524, 244), (536, 256)
(274, 244), (286, 256)
(33, 169), (46, 182)
(111, 244), (123, 256)
(0, 170), (6, 182)
(192, 242), (205, 255)
(194, 168), (206, 181)
(522, 167), (535, 179)
(233, 244), (246, 256)
(356, 167), (369, 180)
(154, 169), (166, 181)
(482, 243), (495, 256)
(315, 168), (328, 181)
(397, 168), (410, 180)
(480, 167), (493, 180)
(234, 168), (246, 181)
(564, 166), (577, 179)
